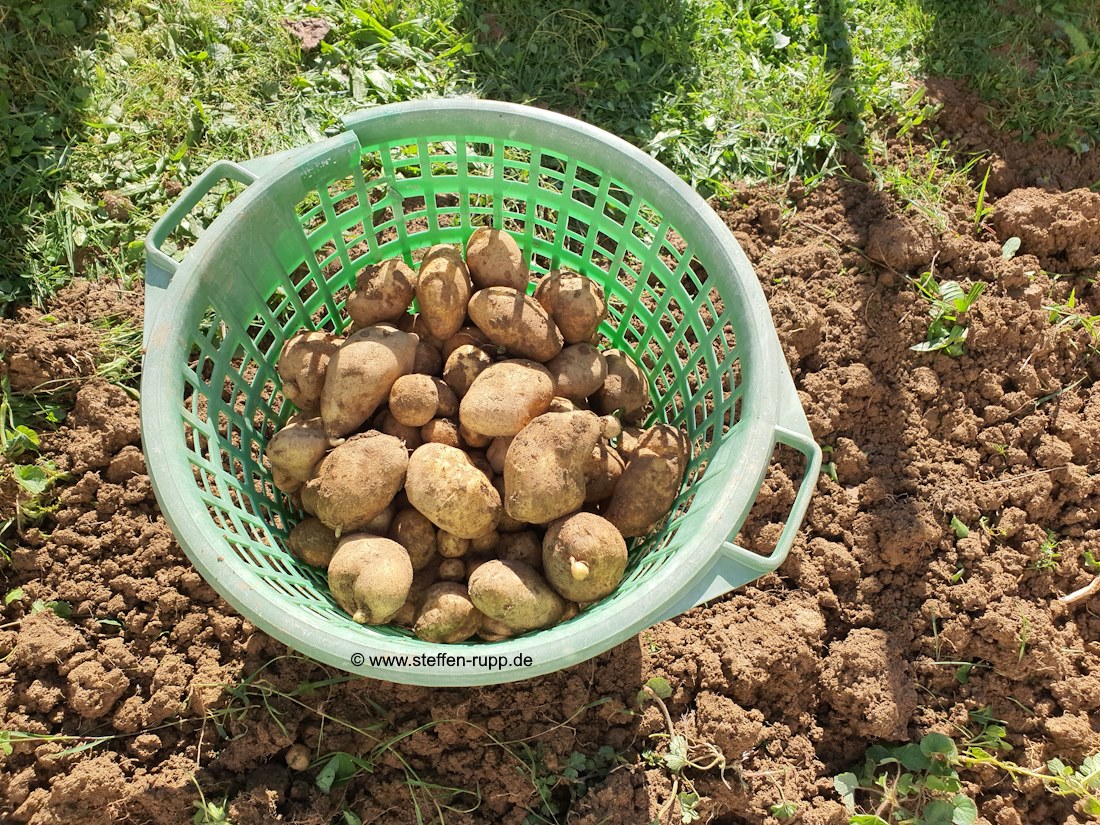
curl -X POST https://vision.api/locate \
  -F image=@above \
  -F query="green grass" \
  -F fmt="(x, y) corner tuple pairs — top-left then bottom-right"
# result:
(2, 0), (1099, 313)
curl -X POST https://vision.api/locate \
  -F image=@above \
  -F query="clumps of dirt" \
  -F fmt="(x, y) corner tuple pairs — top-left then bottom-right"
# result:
(865, 215), (936, 272)
(991, 187), (1100, 272)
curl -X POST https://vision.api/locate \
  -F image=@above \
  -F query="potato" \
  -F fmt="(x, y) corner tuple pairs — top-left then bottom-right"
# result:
(413, 341), (443, 376)
(364, 503), (396, 535)
(533, 269), (607, 344)
(466, 450), (494, 479)
(398, 313), (443, 349)
(287, 517), (339, 568)
(459, 360), (555, 438)
(421, 417), (462, 449)
(415, 245), (472, 340)
(497, 530), (541, 568)
(478, 615), (516, 642)
(328, 534), (413, 624)
(468, 287), (563, 362)
(266, 417), (330, 492)
(504, 411), (603, 524)
(486, 437), (513, 475)
(277, 331), (340, 414)
(405, 442), (502, 538)
(592, 350), (649, 422)
(465, 227), (529, 291)
(604, 424), (689, 538)
(585, 442), (625, 503)
(346, 258), (417, 328)
(442, 325), (489, 360)
(414, 583), (482, 643)
(459, 423), (492, 449)
(546, 343), (607, 402)
(560, 602), (581, 622)
(617, 426), (646, 461)
(443, 344), (493, 398)
(468, 560), (565, 632)
(321, 324), (419, 437)
(303, 432), (408, 534)
(471, 530), (500, 554)
(542, 513), (627, 602)
(389, 375), (456, 428)
(492, 477), (527, 533)
(389, 508), (437, 570)
(548, 396), (582, 414)
(438, 558), (466, 581)
(379, 411), (425, 451)
(437, 531), (470, 558)
(464, 555), (492, 580)
(392, 558), (440, 626)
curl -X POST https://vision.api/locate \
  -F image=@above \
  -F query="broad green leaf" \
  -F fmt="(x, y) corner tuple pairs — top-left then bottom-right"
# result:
(924, 799), (956, 825)
(834, 772), (859, 811)
(665, 735), (688, 773)
(341, 811), (363, 825)
(952, 795), (978, 825)
(4, 587), (22, 605)
(770, 801), (797, 819)
(1082, 797), (1100, 816)
(638, 676), (673, 705)
(898, 743), (931, 771)
(921, 732), (958, 759)
(12, 465), (49, 496)
(926, 774), (962, 793)
(950, 515), (969, 538)
(849, 816), (890, 825)
(955, 663), (973, 684)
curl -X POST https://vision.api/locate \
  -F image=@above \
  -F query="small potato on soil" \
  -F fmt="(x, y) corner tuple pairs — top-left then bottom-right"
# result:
(468, 560), (565, 632)
(277, 331), (340, 414)
(592, 349), (649, 422)
(414, 582), (482, 643)
(415, 245), (472, 341)
(405, 442), (502, 539)
(459, 359), (555, 438)
(465, 227), (529, 291)
(542, 513), (627, 602)
(285, 744), (312, 771)
(533, 269), (607, 344)
(320, 324), (419, 437)
(389, 375), (456, 428)
(303, 431), (408, 534)
(443, 344), (493, 398)
(389, 508), (438, 570)
(328, 534), (413, 624)
(467, 287), (563, 362)
(287, 517), (339, 568)
(546, 343), (607, 402)
(346, 258), (417, 328)
(266, 417), (330, 492)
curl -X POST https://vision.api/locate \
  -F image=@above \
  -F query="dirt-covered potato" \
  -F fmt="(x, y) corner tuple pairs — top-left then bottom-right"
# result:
(542, 513), (627, 602)
(389, 375), (456, 428)
(468, 287), (563, 362)
(592, 349), (649, 421)
(470, 530), (500, 554)
(421, 418), (462, 449)
(492, 477), (527, 533)
(459, 360), (555, 438)
(442, 325), (490, 360)
(477, 615), (516, 642)
(504, 410), (603, 523)
(496, 530), (541, 568)
(397, 313), (443, 349)
(414, 582), (482, 643)
(302, 432), (408, 534)
(266, 417), (330, 492)
(415, 245), (472, 340)
(585, 442), (625, 503)
(486, 437), (513, 475)
(328, 534), (413, 624)
(389, 508), (438, 570)
(604, 424), (689, 537)
(617, 426), (646, 461)
(465, 227), (529, 291)
(392, 558), (440, 626)
(533, 269), (607, 344)
(277, 331), (340, 414)
(443, 344), (493, 398)
(379, 411), (425, 451)
(413, 340), (443, 376)
(321, 324), (419, 437)
(405, 442), (502, 539)
(548, 396), (582, 413)
(458, 423), (492, 449)
(546, 343), (607, 402)
(363, 503), (396, 535)
(437, 531), (470, 558)
(287, 517), (339, 568)
(346, 258), (417, 328)
(438, 558), (466, 581)
(468, 560), (565, 632)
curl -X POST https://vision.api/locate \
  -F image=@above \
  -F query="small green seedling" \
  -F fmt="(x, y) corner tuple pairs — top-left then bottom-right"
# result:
(1033, 531), (1060, 571)
(950, 516), (969, 539)
(909, 270), (985, 357)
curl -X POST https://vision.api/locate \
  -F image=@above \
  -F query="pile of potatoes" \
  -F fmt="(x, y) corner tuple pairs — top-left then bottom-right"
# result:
(266, 227), (690, 644)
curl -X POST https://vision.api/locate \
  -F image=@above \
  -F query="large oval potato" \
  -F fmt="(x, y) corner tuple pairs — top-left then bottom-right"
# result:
(320, 324), (419, 437)
(415, 245), (472, 341)
(468, 560), (564, 632)
(414, 582), (482, 643)
(468, 287), (563, 362)
(346, 258), (417, 328)
(405, 443), (502, 539)
(504, 410), (603, 524)
(459, 360), (555, 438)
(533, 269), (607, 344)
(266, 417), (330, 492)
(303, 432), (408, 534)
(465, 227), (529, 291)
(592, 349), (649, 422)
(604, 424), (689, 537)
(328, 534), (413, 624)
(546, 343), (607, 402)
(277, 331), (340, 415)
(542, 513), (627, 602)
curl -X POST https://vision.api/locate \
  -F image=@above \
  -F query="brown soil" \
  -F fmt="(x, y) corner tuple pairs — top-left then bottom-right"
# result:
(2, 90), (1100, 825)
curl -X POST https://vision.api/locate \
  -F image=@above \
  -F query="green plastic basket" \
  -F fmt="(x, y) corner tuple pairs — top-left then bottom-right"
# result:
(141, 100), (820, 686)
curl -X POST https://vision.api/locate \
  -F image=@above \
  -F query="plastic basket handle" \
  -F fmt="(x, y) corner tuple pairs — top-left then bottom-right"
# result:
(143, 160), (258, 345)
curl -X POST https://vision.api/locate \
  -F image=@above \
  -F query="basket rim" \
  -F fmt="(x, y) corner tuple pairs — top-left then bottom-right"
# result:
(141, 98), (788, 686)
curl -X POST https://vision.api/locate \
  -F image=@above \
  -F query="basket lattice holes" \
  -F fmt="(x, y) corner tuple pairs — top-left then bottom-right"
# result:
(180, 136), (745, 638)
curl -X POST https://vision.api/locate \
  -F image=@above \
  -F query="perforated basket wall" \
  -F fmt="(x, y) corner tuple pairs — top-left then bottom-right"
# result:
(142, 101), (813, 686)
